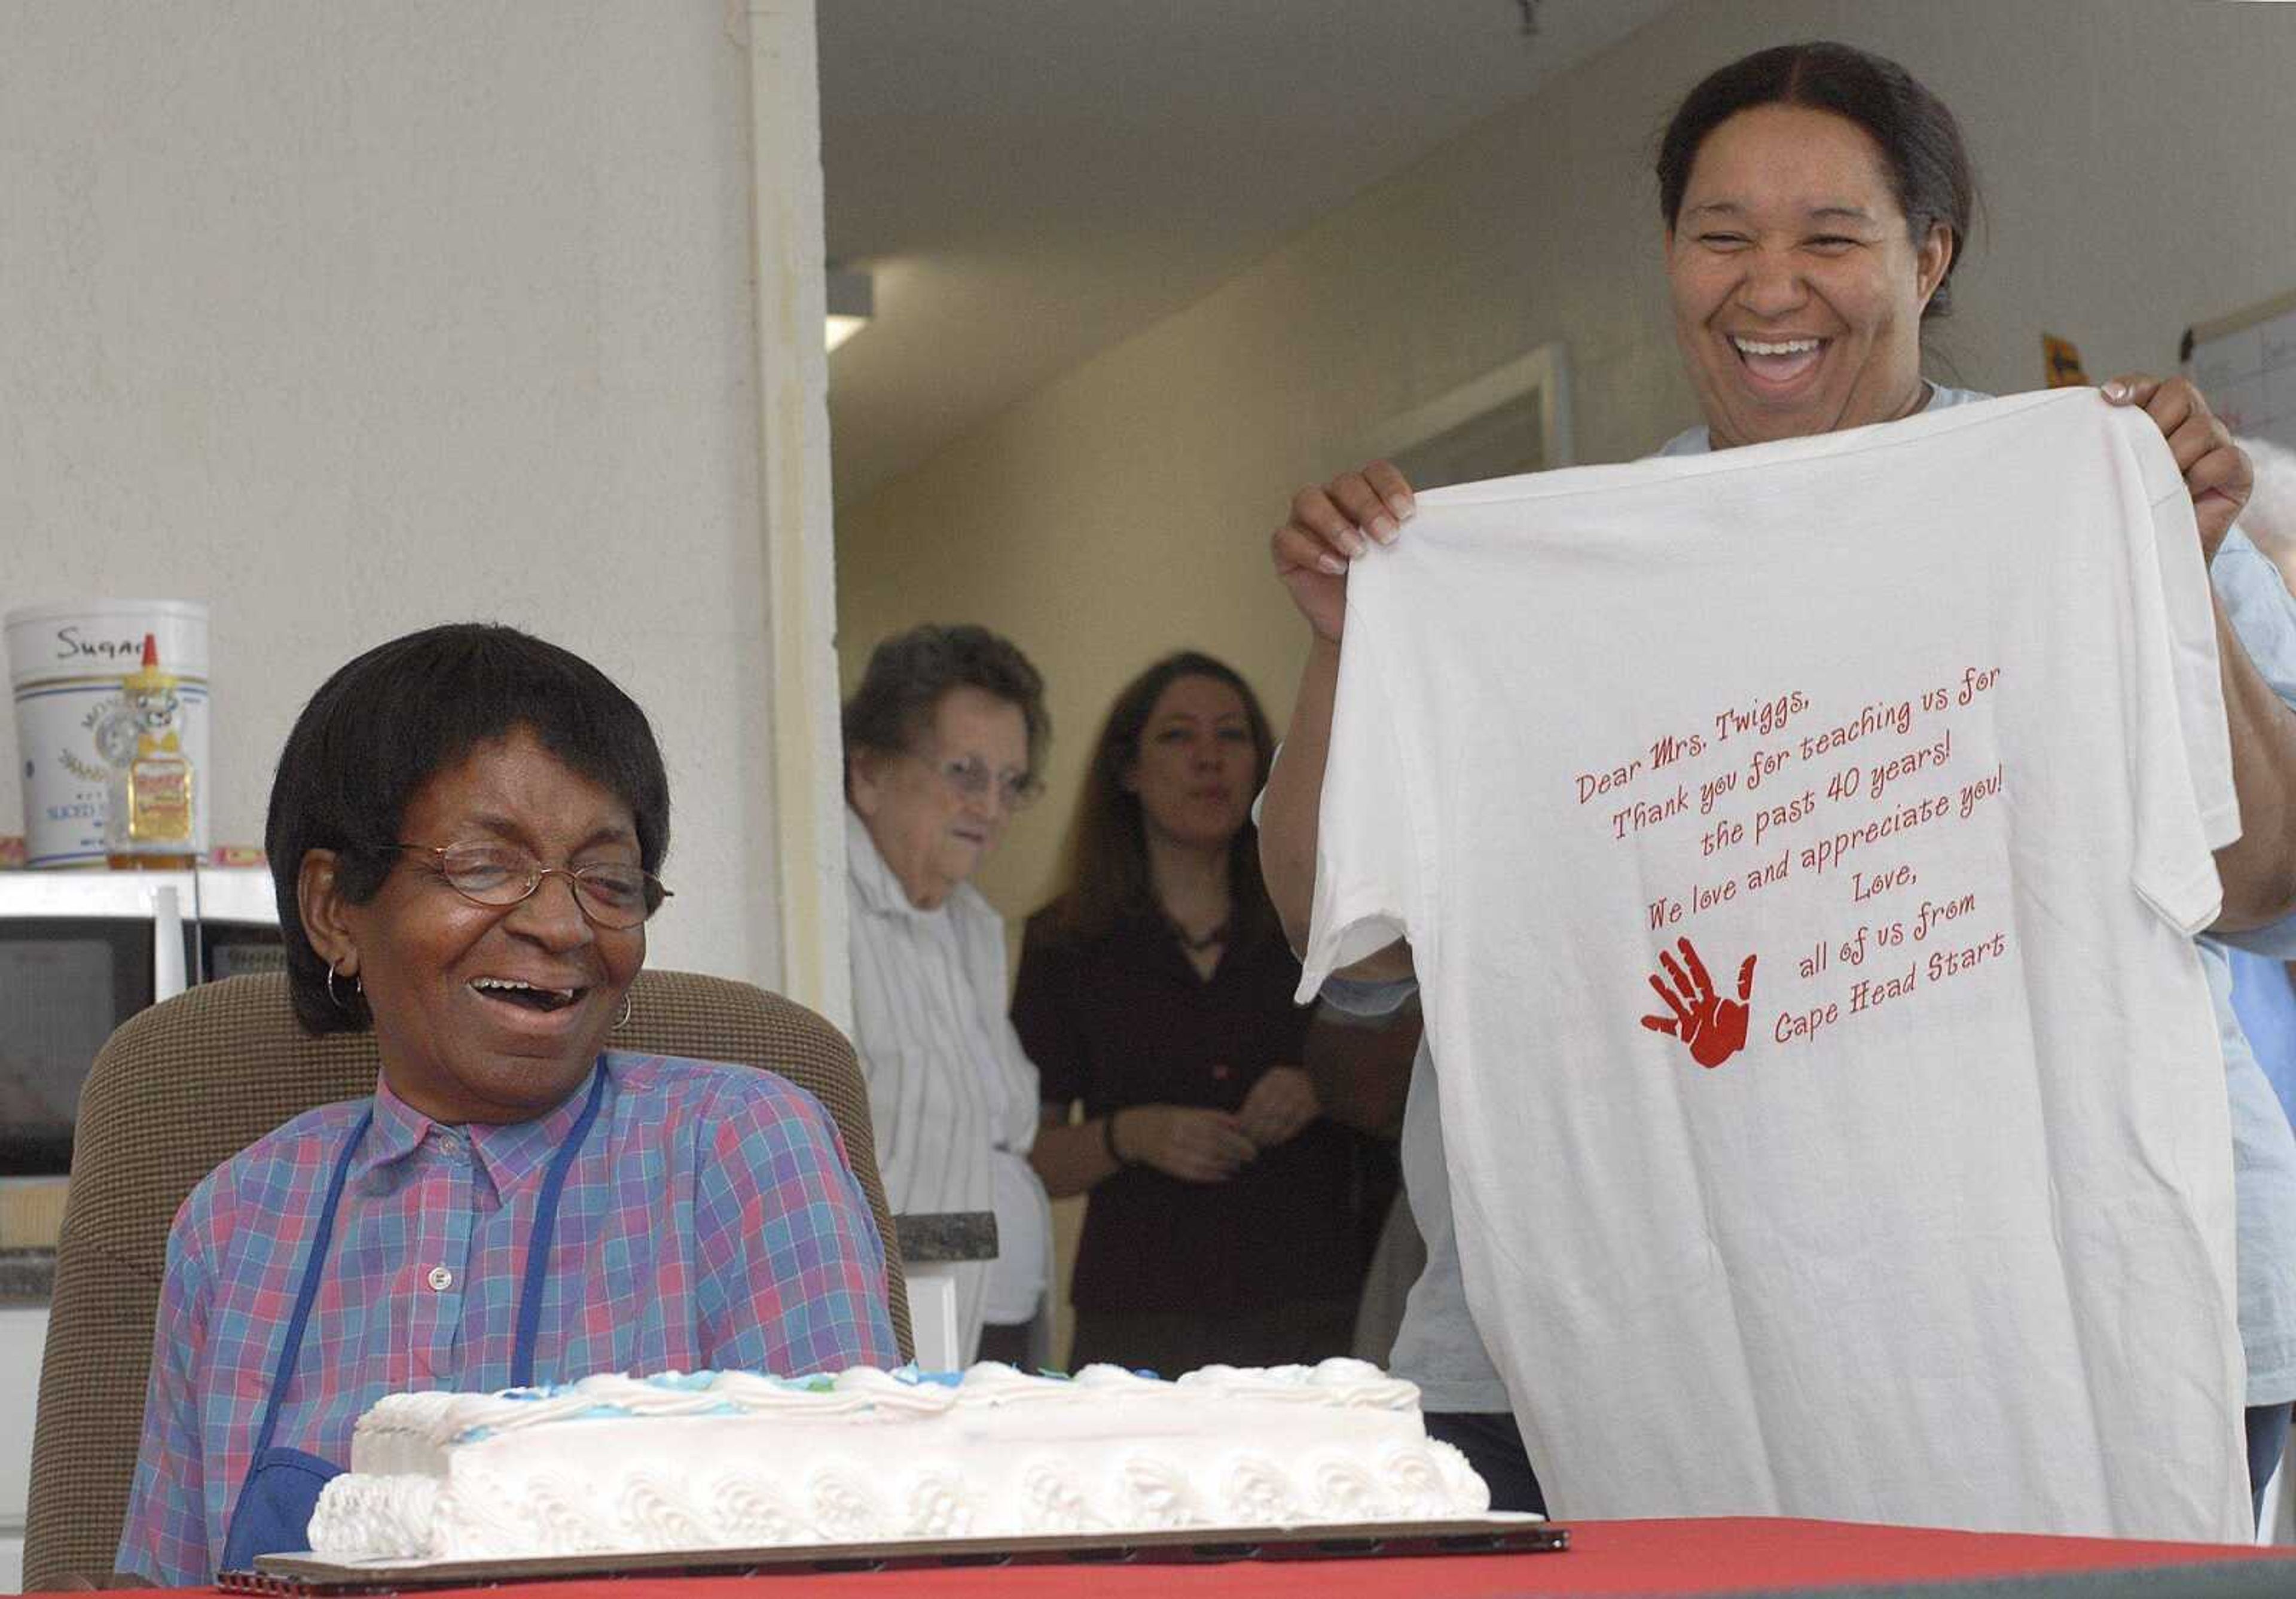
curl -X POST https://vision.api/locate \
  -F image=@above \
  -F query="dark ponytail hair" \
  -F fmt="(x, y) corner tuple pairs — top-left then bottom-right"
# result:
(1656, 41), (1977, 318)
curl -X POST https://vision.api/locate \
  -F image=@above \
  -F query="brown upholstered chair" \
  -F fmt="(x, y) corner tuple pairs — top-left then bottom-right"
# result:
(22, 968), (912, 1590)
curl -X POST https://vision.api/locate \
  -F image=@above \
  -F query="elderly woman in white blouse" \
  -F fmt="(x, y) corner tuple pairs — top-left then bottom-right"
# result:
(843, 623), (1056, 1366)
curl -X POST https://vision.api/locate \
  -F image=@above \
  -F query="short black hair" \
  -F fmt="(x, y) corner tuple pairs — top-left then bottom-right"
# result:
(1657, 41), (1977, 318)
(841, 624), (1049, 789)
(265, 622), (670, 1035)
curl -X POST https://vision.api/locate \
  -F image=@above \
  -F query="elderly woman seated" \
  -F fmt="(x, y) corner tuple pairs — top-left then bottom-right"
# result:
(116, 622), (898, 1586)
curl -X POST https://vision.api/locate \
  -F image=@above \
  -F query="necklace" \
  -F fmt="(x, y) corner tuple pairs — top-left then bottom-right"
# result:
(1167, 914), (1229, 953)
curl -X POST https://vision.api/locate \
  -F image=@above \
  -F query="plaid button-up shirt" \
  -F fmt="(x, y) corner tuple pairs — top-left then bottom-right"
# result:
(117, 1050), (899, 1585)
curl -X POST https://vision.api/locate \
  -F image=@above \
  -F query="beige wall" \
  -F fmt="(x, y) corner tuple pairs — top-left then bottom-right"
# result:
(836, 0), (2296, 933)
(0, 2), (813, 988)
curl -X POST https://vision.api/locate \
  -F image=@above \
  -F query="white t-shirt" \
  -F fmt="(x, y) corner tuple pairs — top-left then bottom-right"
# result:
(1300, 389), (2248, 1540)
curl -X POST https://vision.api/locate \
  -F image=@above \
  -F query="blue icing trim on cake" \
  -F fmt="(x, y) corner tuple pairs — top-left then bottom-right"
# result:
(454, 1401), (634, 1443)
(448, 1366), (1080, 1447)
(896, 1368), (964, 1389)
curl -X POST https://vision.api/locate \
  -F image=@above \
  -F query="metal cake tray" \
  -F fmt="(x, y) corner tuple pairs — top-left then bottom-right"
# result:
(229, 1515), (1564, 1592)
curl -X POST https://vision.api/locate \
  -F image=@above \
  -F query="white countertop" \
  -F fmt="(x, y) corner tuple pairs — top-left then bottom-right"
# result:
(0, 867), (276, 924)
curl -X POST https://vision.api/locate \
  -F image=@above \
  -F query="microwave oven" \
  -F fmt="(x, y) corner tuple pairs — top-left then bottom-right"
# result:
(0, 869), (282, 1176)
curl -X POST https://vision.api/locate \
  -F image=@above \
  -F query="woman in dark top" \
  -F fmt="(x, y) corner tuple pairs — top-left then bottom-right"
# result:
(1016, 651), (1365, 1375)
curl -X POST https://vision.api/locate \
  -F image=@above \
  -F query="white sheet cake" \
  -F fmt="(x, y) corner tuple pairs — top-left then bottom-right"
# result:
(304, 1357), (1492, 1560)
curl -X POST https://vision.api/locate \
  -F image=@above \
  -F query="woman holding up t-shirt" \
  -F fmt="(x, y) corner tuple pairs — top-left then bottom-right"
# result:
(1258, 40), (2296, 1525)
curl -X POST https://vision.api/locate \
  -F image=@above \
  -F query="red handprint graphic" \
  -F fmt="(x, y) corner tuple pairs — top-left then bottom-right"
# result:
(1639, 937), (1757, 1069)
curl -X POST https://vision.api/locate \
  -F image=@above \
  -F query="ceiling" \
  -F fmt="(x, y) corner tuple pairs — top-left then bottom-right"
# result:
(817, 0), (1679, 506)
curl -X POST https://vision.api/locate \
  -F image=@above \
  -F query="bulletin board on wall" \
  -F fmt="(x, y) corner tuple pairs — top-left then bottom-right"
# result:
(2184, 288), (2296, 453)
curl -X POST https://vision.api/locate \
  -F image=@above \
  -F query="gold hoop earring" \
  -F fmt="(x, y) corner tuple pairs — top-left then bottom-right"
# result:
(616, 991), (633, 1030)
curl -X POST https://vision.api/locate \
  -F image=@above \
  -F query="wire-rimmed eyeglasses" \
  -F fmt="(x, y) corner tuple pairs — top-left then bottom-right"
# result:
(381, 841), (671, 930)
(924, 752), (1043, 811)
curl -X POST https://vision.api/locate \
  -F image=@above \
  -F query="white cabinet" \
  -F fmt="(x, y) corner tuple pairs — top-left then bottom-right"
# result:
(2, 1304), (50, 1593)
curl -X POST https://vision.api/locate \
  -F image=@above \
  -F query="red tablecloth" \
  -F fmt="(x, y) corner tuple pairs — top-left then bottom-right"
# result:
(198, 1518), (2296, 1598)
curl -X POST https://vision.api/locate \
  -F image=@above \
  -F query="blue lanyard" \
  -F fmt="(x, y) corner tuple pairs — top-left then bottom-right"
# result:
(514, 1063), (607, 1387)
(245, 1061), (609, 1460)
